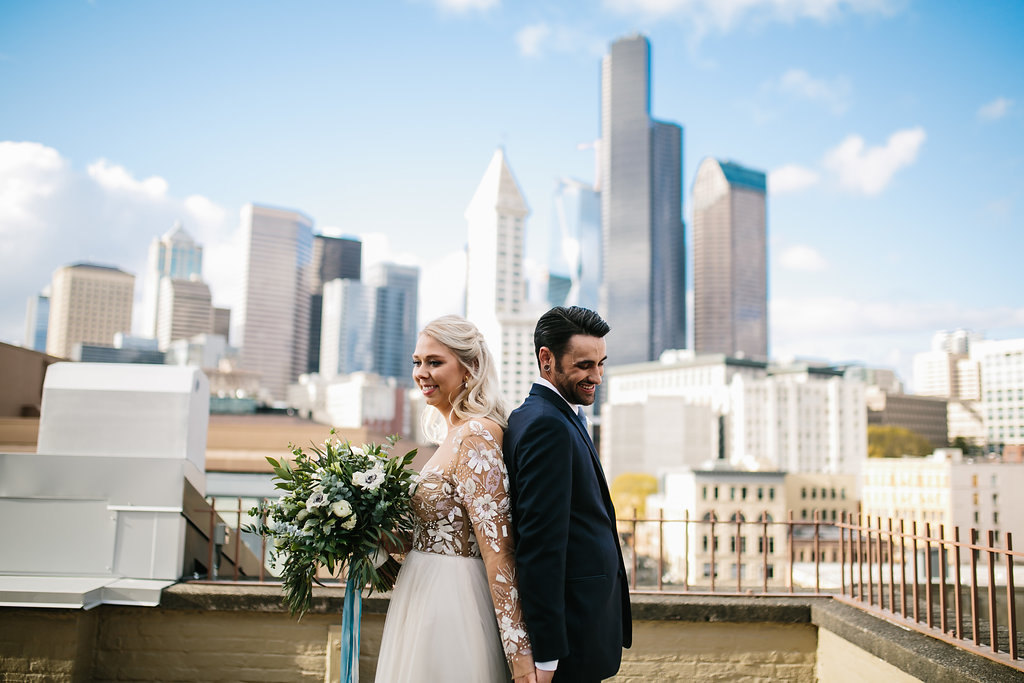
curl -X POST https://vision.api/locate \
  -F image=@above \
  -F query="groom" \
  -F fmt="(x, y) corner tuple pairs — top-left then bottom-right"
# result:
(504, 306), (632, 682)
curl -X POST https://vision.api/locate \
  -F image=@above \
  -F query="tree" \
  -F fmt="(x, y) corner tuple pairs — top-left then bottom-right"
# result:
(867, 425), (934, 458)
(951, 436), (981, 458)
(610, 472), (659, 519)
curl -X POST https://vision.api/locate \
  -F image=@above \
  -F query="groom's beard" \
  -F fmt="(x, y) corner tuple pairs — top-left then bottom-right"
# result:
(551, 359), (599, 406)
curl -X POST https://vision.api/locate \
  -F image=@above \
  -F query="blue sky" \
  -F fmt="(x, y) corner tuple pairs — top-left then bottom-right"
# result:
(1, 0), (1022, 388)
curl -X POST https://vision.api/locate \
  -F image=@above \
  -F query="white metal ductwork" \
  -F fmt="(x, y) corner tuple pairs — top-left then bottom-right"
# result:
(0, 362), (209, 608)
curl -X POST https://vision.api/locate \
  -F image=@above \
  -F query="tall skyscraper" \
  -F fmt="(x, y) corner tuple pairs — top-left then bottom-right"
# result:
(692, 158), (768, 360)
(156, 277), (213, 351)
(548, 178), (601, 311)
(46, 263), (135, 359)
(141, 222), (204, 339)
(237, 204), (314, 402)
(600, 34), (686, 365)
(365, 262), (419, 386)
(972, 337), (1024, 455)
(465, 148), (539, 407)
(308, 235), (362, 374)
(320, 278), (373, 379)
(23, 292), (49, 352)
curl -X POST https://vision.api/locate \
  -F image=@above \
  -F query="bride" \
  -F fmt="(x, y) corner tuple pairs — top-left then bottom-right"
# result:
(375, 315), (536, 682)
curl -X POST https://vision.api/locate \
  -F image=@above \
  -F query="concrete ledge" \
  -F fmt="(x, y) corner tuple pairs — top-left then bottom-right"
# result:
(630, 593), (818, 624)
(160, 582), (393, 615)
(812, 599), (1021, 683)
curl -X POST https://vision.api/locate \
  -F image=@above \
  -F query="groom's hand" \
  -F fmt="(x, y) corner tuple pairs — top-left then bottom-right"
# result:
(513, 670), (538, 683)
(536, 669), (554, 683)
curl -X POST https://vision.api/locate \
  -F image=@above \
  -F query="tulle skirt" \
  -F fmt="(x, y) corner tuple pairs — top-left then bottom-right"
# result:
(375, 550), (510, 682)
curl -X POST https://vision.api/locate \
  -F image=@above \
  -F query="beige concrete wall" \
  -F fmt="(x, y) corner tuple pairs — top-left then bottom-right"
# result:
(612, 620), (817, 682)
(91, 606), (336, 682)
(816, 629), (922, 682)
(2, 595), (1014, 682)
(0, 608), (97, 683)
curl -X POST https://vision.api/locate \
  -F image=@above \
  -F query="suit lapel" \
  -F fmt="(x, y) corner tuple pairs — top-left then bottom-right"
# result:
(531, 385), (614, 507)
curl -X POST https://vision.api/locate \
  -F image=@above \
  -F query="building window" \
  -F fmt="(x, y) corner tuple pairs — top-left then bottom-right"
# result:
(769, 488), (775, 501)
(801, 487), (807, 499)
(757, 487), (764, 501)
(702, 486), (708, 501)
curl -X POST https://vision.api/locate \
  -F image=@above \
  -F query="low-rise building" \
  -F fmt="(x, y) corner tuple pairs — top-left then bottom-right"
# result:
(862, 448), (1024, 549)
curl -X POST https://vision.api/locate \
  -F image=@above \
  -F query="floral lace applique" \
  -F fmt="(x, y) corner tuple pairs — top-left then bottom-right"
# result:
(410, 420), (533, 677)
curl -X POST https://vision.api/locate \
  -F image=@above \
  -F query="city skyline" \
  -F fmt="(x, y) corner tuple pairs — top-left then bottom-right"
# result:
(2, 1), (1023, 388)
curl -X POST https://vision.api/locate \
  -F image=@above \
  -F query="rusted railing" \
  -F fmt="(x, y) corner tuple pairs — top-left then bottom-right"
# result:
(192, 498), (1023, 671)
(837, 511), (1022, 671)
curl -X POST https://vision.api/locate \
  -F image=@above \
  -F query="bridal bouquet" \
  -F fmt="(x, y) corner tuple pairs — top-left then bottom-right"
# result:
(247, 431), (418, 616)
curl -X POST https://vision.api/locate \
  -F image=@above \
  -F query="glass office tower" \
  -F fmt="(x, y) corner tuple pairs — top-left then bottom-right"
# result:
(692, 158), (768, 360)
(600, 34), (686, 364)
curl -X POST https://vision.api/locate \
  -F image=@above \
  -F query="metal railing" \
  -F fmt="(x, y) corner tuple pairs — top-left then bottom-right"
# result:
(617, 508), (839, 595)
(191, 498), (1023, 671)
(836, 511), (1022, 671)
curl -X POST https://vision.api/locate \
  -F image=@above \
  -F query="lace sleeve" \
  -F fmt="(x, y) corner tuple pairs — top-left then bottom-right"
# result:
(452, 420), (535, 679)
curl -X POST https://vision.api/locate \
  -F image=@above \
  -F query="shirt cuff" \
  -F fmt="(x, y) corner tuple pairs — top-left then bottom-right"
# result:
(535, 660), (558, 671)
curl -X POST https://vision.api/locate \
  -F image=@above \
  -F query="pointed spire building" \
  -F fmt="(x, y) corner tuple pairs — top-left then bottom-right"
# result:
(465, 148), (538, 407)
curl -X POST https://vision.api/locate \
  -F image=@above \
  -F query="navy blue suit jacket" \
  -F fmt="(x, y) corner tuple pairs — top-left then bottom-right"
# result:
(504, 384), (631, 682)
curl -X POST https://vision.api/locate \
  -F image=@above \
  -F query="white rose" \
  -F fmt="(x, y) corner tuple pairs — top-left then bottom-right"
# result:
(341, 514), (357, 530)
(330, 499), (353, 518)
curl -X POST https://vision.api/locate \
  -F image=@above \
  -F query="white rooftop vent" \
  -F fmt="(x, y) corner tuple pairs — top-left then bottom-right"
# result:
(0, 363), (211, 608)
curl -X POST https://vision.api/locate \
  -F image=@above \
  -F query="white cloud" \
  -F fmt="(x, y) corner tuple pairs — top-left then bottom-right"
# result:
(768, 164), (820, 194)
(776, 68), (851, 114)
(0, 141), (233, 345)
(433, 0), (498, 11)
(359, 232), (419, 269)
(977, 96), (1012, 122)
(515, 23), (551, 58)
(822, 126), (925, 195)
(184, 194), (227, 231)
(418, 250), (467, 328)
(771, 295), (1024, 385)
(514, 22), (605, 59)
(603, 0), (901, 33)
(87, 159), (169, 199)
(778, 244), (827, 271)
(0, 142), (67, 228)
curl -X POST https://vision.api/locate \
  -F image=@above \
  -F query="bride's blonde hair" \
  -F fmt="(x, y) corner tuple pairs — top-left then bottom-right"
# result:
(419, 315), (507, 441)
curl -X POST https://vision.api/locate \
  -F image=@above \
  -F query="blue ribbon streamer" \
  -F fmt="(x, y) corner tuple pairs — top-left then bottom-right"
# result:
(340, 576), (362, 683)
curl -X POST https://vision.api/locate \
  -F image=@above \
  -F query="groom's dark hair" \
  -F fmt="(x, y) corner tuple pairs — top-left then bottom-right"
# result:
(534, 306), (610, 368)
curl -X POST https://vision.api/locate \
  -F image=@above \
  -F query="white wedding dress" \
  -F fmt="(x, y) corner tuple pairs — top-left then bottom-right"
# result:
(375, 421), (533, 682)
